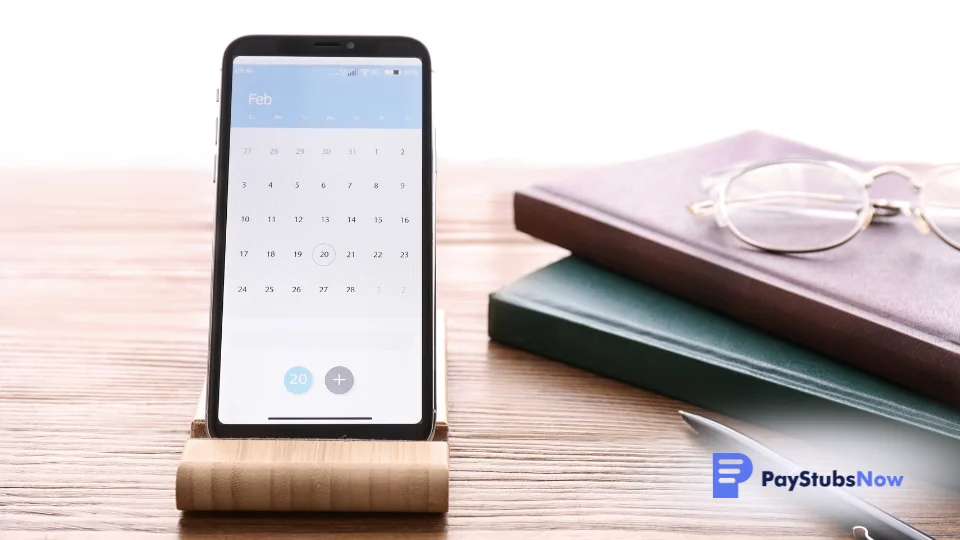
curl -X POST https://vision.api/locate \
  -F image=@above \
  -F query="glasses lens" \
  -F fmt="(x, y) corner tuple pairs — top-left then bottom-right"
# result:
(922, 168), (960, 248)
(722, 162), (869, 252)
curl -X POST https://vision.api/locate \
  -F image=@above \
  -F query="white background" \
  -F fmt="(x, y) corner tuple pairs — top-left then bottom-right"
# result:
(1, 0), (958, 169)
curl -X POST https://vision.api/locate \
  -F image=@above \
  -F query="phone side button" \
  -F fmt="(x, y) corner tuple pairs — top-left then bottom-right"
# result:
(213, 154), (217, 184)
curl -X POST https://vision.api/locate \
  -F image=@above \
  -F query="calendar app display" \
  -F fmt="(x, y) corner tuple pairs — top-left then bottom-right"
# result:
(217, 57), (426, 425)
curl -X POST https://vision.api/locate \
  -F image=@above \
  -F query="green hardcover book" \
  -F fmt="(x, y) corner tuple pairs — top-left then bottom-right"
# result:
(488, 257), (960, 484)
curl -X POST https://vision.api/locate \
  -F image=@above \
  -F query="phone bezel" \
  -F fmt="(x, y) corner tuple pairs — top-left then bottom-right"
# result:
(207, 35), (435, 440)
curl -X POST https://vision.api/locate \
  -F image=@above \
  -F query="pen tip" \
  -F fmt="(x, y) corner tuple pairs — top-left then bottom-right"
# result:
(678, 411), (700, 432)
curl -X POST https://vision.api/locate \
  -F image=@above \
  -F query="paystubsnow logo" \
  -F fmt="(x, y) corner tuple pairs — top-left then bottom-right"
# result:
(713, 453), (753, 498)
(712, 453), (904, 499)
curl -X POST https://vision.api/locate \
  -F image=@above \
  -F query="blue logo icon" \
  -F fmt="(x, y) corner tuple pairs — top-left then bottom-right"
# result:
(284, 366), (313, 394)
(713, 453), (753, 498)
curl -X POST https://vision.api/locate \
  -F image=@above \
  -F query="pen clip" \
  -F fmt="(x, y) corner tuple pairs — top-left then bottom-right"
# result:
(853, 526), (874, 540)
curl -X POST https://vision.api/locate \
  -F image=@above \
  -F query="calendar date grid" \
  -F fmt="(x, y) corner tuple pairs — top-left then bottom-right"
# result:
(224, 129), (423, 306)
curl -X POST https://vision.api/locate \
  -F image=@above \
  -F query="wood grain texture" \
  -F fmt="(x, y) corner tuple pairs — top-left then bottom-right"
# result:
(176, 439), (449, 513)
(1, 164), (958, 538)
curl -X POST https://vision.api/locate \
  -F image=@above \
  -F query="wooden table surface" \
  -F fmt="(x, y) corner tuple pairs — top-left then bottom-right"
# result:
(1, 164), (958, 539)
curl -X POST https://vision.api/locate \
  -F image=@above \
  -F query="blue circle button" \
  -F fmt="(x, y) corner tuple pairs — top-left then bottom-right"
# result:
(284, 366), (313, 395)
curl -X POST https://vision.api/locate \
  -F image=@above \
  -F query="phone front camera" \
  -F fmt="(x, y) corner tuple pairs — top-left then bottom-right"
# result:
(346, 42), (355, 49)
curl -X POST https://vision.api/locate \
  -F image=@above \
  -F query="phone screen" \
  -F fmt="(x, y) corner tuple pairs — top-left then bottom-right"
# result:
(216, 56), (426, 426)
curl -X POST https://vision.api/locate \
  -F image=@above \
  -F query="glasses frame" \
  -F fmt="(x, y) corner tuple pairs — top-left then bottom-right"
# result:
(687, 158), (960, 253)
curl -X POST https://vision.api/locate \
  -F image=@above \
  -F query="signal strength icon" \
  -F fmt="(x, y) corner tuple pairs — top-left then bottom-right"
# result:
(346, 69), (358, 76)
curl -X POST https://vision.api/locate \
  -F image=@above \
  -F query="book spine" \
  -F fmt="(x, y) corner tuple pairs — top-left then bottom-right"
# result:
(513, 189), (960, 407)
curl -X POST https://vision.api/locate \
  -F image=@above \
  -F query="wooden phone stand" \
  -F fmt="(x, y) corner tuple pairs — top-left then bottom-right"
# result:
(175, 311), (449, 513)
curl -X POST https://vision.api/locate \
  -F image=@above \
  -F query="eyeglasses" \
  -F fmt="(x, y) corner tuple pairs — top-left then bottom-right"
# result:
(687, 158), (960, 253)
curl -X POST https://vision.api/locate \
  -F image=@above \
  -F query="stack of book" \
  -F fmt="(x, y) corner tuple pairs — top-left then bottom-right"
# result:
(488, 131), (960, 483)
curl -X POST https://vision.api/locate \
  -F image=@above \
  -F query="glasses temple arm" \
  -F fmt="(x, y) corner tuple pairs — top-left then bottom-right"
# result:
(688, 191), (873, 226)
(687, 200), (715, 215)
(700, 166), (745, 191)
(689, 165), (755, 217)
(689, 191), (848, 213)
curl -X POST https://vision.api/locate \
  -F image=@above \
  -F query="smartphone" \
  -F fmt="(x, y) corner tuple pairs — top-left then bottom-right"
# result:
(206, 35), (434, 440)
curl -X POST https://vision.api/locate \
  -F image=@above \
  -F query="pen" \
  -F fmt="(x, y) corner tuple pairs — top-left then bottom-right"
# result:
(679, 411), (934, 540)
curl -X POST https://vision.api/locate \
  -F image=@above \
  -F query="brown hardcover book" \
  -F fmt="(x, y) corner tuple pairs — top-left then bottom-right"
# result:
(514, 131), (960, 406)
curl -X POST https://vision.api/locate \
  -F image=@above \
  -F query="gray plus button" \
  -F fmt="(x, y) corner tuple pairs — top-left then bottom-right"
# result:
(324, 366), (354, 394)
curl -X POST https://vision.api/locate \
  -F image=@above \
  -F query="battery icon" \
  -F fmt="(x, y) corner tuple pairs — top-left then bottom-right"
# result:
(384, 69), (401, 75)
